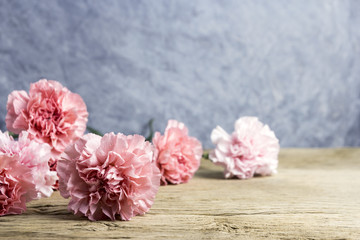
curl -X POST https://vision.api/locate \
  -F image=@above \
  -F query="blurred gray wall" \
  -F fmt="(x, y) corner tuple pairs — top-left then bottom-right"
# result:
(0, 0), (359, 148)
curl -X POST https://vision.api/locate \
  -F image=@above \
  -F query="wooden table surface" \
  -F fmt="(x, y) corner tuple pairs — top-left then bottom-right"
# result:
(0, 148), (359, 240)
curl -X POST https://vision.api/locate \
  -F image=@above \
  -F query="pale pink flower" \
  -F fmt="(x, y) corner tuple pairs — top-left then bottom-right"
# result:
(6, 79), (88, 173)
(153, 120), (203, 185)
(57, 133), (161, 221)
(0, 131), (57, 216)
(210, 117), (280, 179)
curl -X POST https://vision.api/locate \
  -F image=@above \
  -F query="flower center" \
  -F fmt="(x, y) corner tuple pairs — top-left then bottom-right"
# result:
(178, 154), (186, 164)
(230, 136), (256, 161)
(30, 98), (64, 136)
(78, 165), (125, 201)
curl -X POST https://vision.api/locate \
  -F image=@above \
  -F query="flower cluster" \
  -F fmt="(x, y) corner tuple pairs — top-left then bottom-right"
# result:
(1, 79), (280, 221)
(56, 120), (203, 221)
(1, 79), (89, 216)
(0, 131), (56, 216)
(6, 79), (88, 188)
(1, 79), (204, 221)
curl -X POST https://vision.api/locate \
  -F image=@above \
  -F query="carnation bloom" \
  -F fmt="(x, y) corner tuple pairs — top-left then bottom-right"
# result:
(6, 79), (88, 174)
(0, 131), (57, 216)
(57, 133), (161, 221)
(210, 117), (280, 179)
(152, 120), (203, 185)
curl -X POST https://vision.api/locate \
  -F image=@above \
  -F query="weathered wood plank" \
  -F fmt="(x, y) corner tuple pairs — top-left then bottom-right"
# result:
(0, 148), (359, 239)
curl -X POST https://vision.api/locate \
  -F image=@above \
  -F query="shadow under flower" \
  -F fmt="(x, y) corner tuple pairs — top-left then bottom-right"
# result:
(25, 205), (83, 221)
(195, 167), (225, 180)
(196, 157), (268, 180)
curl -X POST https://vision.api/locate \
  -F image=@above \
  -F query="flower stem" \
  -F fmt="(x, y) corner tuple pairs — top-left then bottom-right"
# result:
(145, 118), (154, 142)
(8, 131), (19, 139)
(202, 152), (210, 160)
(87, 126), (103, 136)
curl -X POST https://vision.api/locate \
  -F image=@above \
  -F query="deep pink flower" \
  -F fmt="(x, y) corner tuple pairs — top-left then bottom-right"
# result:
(0, 131), (57, 216)
(210, 117), (280, 179)
(57, 133), (161, 221)
(6, 79), (88, 174)
(152, 120), (203, 185)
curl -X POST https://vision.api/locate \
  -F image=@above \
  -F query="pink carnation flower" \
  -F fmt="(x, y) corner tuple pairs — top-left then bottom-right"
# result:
(0, 131), (57, 216)
(6, 79), (88, 175)
(57, 133), (161, 221)
(210, 117), (280, 179)
(153, 120), (203, 185)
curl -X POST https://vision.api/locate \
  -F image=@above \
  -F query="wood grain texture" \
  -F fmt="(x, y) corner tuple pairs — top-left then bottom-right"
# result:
(0, 148), (359, 240)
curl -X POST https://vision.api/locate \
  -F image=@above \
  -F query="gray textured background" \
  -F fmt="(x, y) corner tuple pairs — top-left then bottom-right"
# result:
(0, 0), (359, 148)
